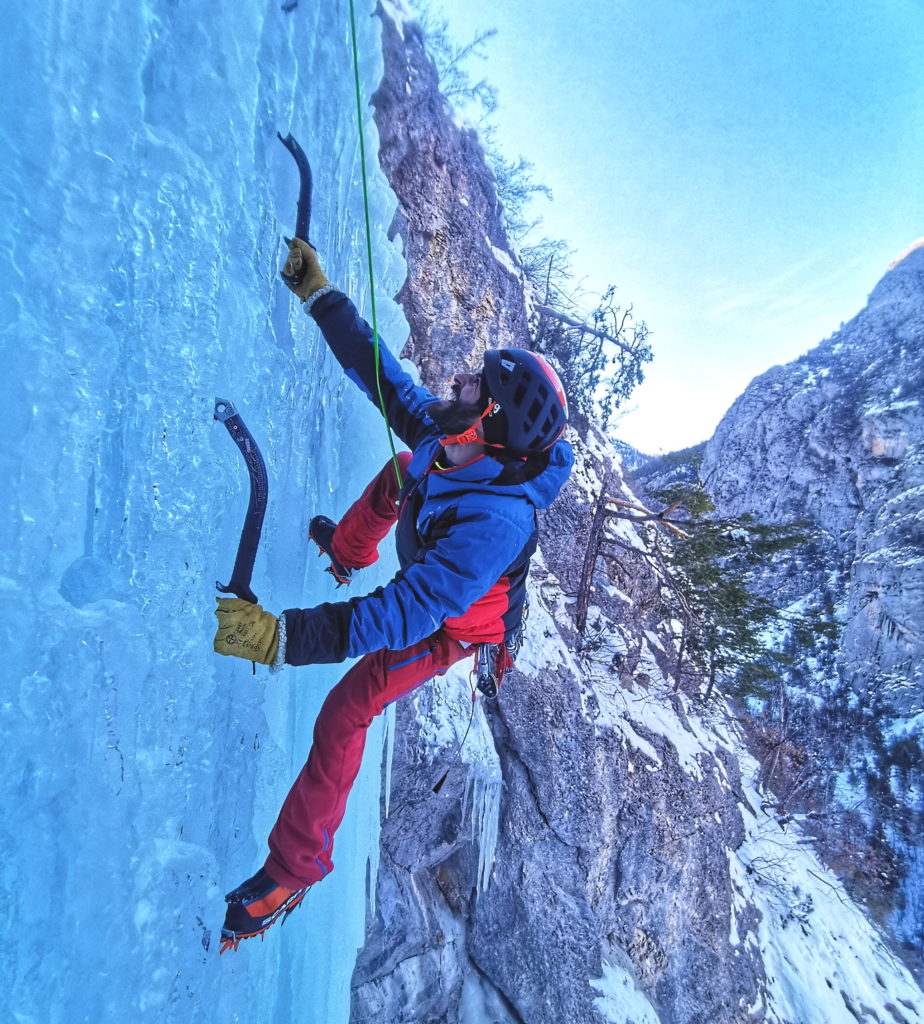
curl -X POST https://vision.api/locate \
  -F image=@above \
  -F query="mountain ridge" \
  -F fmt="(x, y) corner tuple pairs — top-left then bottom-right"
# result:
(640, 238), (924, 971)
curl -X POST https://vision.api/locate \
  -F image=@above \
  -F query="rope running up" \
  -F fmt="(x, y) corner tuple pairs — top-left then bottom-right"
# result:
(347, 0), (404, 487)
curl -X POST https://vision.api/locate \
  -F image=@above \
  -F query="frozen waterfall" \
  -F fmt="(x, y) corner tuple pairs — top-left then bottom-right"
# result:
(1, 1), (411, 1020)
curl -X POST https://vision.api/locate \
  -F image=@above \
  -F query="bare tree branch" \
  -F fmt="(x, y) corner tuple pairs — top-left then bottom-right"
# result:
(576, 468), (615, 634)
(535, 304), (639, 355)
(605, 497), (691, 538)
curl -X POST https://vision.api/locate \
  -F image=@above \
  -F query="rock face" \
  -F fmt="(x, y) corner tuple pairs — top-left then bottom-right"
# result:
(702, 243), (924, 713)
(348, 4), (924, 1022)
(371, 4), (532, 387)
(695, 243), (924, 958)
(351, 438), (770, 1024)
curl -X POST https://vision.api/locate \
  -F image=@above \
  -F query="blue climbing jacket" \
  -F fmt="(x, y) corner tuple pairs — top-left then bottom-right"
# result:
(282, 290), (573, 666)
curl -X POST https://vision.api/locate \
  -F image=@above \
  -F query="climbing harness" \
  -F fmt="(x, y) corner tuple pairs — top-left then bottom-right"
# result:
(214, 399), (269, 606)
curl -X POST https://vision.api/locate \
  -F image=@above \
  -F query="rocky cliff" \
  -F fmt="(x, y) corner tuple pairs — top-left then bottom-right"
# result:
(693, 241), (924, 967)
(371, 1), (533, 386)
(702, 242), (924, 709)
(346, 3), (924, 1021)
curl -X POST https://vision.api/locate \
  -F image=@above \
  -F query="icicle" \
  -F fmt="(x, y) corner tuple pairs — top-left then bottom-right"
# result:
(463, 705), (504, 893)
(474, 777), (503, 892)
(366, 844), (380, 918)
(383, 701), (397, 817)
(466, 773), (503, 893)
(461, 768), (472, 823)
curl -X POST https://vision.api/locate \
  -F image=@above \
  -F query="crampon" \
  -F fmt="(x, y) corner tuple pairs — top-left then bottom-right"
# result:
(219, 868), (311, 954)
(308, 514), (353, 587)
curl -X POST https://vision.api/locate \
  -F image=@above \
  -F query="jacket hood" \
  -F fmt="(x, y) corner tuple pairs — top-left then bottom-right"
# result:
(513, 439), (574, 509)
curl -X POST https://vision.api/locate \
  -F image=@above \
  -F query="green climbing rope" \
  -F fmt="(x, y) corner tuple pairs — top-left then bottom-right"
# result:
(348, 0), (404, 486)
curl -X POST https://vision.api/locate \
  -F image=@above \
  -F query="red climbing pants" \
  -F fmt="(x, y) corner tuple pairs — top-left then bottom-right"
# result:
(327, 450), (413, 570)
(264, 452), (475, 889)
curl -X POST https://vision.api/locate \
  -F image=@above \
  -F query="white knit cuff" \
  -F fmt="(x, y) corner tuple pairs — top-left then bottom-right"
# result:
(270, 613), (287, 674)
(304, 283), (336, 313)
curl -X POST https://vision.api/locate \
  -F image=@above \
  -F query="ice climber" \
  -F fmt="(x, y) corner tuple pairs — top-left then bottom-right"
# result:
(213, 239), (573, 951)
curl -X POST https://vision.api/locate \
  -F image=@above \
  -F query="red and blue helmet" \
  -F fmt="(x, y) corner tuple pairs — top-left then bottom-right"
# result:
(482, 349), (569, 455)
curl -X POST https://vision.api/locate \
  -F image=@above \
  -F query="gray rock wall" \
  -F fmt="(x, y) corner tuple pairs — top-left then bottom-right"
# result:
(702, 246), (924, 710)
(698, 245), (924, 958)
(371, 3), (532, 388)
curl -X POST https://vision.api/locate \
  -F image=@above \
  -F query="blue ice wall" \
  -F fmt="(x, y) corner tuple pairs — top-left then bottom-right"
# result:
(0, 2), (409, 1020)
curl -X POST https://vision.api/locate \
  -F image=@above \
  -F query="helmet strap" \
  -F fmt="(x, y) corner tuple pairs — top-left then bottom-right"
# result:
(438, 398), (506, 449)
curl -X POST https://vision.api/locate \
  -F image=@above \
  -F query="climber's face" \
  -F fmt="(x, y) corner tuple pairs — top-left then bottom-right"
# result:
(429, 369), (487, 436)
(447, 371), (483, 406)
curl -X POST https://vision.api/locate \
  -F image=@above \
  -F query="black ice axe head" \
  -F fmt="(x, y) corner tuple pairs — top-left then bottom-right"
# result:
(277, 131), (314, 283)
(214, 398), (268, 606)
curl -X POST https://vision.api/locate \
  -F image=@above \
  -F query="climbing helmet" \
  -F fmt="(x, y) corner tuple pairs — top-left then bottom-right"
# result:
(481, 348), (568, 455)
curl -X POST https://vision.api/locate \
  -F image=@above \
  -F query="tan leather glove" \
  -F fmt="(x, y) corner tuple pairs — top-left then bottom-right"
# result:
(281, 237), (330, 302)
(213, 597), (279, 665)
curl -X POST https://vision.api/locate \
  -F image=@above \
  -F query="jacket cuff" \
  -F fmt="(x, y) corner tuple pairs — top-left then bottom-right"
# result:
(305, 286), (345, 320)
(282, 602), (353, 666)
(269, 614), (287, 674)
(304, 283), (337, 313)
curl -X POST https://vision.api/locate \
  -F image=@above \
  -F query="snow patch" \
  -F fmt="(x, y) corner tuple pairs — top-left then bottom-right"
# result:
(591, 960), (661, 1024)
(378, 0), (414, 33)
(488, 239), (521, 279)
(729, 762), (924, 1024)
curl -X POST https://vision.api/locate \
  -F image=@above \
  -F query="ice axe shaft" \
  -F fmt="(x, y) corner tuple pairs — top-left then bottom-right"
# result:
(214, 398), (268, 605)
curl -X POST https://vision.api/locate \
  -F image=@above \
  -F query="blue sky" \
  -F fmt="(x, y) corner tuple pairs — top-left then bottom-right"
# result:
(435, 0), (924, 453)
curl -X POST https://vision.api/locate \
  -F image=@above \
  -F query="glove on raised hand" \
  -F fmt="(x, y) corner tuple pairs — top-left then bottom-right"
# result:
(213, 597), (279, 665)
(281, 237), (330, 302)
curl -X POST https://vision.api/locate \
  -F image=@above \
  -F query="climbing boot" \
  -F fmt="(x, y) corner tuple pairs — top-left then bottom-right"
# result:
(219, 867), (310, 953)
(309, 514), (353, 586)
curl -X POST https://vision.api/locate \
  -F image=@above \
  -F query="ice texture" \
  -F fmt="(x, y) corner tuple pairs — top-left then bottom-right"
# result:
(1, 1), (408, 1021)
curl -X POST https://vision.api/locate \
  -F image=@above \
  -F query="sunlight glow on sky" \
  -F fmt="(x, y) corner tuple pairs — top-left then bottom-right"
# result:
(435, 0), (924, 453)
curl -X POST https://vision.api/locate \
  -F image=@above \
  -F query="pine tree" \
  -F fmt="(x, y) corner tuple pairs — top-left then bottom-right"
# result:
(651, 481), (813, 700)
